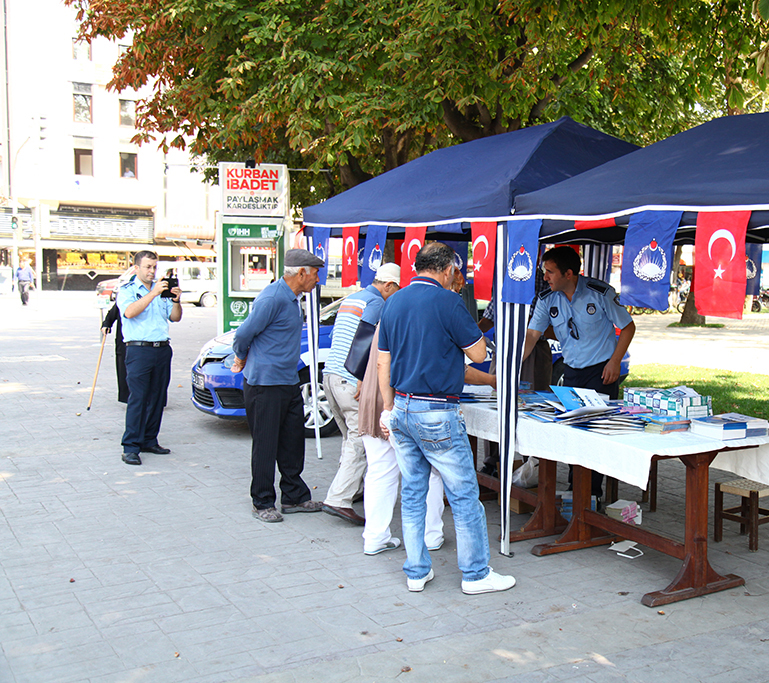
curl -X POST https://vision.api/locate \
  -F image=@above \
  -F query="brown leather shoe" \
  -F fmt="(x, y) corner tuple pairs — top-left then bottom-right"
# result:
(322, 504), (365, 526)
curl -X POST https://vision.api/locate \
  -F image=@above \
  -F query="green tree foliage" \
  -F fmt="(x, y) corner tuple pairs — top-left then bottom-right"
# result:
(68, 0), (767, 204)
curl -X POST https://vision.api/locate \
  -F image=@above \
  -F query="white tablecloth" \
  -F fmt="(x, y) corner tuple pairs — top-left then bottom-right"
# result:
(461, 402), (769, 490)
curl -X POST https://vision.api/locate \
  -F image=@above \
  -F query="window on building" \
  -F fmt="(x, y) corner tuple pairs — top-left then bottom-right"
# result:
(73, 83), (92, 123)
(72, 39), (91, 61)
(120, 153), (137, 178)
(119, 100), (136, 127)
(74, 149), (93, 176)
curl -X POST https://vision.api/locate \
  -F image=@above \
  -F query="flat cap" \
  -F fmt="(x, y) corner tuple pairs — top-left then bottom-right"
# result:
(285, 248), (325, 268)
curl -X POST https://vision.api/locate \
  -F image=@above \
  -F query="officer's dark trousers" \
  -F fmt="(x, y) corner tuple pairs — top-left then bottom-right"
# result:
(564, 359), (620, 498)
(244, 382), (311, 510)
(122, 345), (172, 454)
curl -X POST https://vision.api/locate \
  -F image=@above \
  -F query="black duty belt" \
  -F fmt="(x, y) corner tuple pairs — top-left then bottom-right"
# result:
(395, 391), (460, 404)
(126, 340), (170, 347)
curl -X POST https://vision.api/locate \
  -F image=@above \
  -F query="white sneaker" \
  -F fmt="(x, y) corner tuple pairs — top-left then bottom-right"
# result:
(364, 538), (401, 556)
(461, 568), (516, 595)
(407, 568), (435, 592)
(427, 538), (444, 551)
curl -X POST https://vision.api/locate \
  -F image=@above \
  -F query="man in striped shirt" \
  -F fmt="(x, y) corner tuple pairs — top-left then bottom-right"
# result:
(322, 263), (401, 525)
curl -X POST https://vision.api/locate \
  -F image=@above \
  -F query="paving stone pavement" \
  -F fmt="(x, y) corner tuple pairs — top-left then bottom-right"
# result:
(2, 291), (769, 683)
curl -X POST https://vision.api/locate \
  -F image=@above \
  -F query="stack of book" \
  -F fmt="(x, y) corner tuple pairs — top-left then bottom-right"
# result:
(605, 499), (642, 525)
(640, 414), (691, 434)
(520, 386), (646, 434)
(719, 412), (769, 437)
(690, 414), (749, 440)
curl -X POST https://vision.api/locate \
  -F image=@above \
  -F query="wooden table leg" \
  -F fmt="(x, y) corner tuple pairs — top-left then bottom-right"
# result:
(508, 458), (568, 542)
(531, 464), (616, 555)
(641, 452), (744, 606)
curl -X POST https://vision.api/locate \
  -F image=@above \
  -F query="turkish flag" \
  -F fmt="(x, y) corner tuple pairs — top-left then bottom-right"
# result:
(341, 227), (359, 287)
(471, 221), (497, 300)
(394, 239), (404, 266)
(694, 211), (750, 319)
(400, 227), (426, 287)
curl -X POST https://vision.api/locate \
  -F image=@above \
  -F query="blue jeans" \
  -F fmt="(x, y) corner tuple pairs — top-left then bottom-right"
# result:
(391, 395), (490, 582)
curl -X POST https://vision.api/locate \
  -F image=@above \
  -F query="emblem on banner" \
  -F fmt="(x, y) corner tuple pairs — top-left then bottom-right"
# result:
(314, 242), (326, 262)
(746, 254), (758, 280)
(453, 251), (464, 271)
(368, 243), (383, 271)
(632, 238), (667, 282)
(230, 300), (248, 317)
(358, 247), (364, 268)
(507, 245), (533, 281)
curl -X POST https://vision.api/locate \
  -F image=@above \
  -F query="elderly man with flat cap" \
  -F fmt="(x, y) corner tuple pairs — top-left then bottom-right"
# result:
(232, 248), (326, 523)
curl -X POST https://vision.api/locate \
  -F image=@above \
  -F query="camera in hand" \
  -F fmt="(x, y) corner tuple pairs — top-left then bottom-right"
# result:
(160, 276), (179, 298)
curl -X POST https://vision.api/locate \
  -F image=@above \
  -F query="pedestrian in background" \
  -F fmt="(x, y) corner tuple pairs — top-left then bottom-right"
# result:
(15, 259), (35, 306)
(101, 303), (129, 404)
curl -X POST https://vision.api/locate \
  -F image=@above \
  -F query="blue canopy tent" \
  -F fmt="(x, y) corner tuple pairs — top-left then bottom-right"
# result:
(494, 113), (769, 547)
(302, 116), (639, 555)
(513, 112), (769, 244)
(304, 116), (638, 233)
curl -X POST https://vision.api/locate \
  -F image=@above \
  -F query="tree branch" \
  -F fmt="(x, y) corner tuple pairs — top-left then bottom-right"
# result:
(528, 45), (594, 122)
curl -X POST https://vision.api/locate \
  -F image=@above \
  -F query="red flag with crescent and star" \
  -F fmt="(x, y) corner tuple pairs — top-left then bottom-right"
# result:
(341, 227), (359, 287)
(400, 227), (426, 287)
(471, 221), (497, 300)
(693, 211), (750, 319)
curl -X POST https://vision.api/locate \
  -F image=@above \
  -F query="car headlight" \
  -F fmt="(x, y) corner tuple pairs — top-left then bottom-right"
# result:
(223, 353), (236, 370)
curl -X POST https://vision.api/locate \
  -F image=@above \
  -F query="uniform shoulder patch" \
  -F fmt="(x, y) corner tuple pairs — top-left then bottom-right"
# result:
(586, 279), (609, 295)
(538, 287), (554, 300)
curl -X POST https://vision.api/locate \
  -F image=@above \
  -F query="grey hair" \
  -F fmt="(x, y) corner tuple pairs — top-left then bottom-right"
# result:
(284, 265), (313, 277)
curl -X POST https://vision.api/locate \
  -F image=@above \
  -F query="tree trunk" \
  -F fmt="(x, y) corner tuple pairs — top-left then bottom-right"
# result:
(679, 288), (705, 325)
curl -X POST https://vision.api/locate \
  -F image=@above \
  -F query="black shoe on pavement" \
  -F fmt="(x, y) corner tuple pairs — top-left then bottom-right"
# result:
(141, 445), (171, 454)
(122, 453), (142, 466)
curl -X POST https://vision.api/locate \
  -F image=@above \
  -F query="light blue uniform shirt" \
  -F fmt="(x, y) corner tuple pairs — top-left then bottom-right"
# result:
(529, 276), (632, 369)
(324, 285), (385, 383)
(232, 278), (303, 386)
(116, 276), (176, 342)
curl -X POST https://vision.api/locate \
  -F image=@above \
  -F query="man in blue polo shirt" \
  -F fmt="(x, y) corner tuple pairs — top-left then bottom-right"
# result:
(523, 245), (635, 496)
(117, 251), (182, 466)
(377, 242), (516, 595)
(232, 249), (326, 523)
(322, 262), (401, 526)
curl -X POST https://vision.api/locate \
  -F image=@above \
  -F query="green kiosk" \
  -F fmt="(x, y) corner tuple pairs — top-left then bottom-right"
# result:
(216, 162), (292, 335)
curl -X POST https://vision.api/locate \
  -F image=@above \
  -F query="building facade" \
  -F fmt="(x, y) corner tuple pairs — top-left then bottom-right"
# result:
(0, 0), (218, 291)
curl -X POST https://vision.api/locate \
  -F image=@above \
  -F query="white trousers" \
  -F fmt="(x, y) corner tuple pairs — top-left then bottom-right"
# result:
(323, 374), (367, 507)
(361, 434), (445, 553)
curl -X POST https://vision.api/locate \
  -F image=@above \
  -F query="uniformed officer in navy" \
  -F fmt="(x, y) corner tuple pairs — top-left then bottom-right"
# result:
(522, 246), (635, 495)
(117, 250), (183, 465)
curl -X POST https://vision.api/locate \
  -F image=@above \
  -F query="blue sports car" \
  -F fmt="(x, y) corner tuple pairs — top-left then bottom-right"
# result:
(191, 297), (342, 437)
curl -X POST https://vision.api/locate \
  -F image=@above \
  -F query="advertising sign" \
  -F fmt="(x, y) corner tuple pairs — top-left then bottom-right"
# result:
(219, 163), (289, 217)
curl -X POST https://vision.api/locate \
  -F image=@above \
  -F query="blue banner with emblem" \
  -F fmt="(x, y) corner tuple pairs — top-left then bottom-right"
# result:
(502, 219), (541, 304)
(620, 210), (681, 311)
(361, 225), (388, 287)
(440, 240), (468, 279)
(309, 227), (331, 285)
(746, 243), (762, 296)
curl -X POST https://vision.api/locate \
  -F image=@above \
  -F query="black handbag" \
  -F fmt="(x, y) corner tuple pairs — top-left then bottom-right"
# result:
(343, 320), (377, 381)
